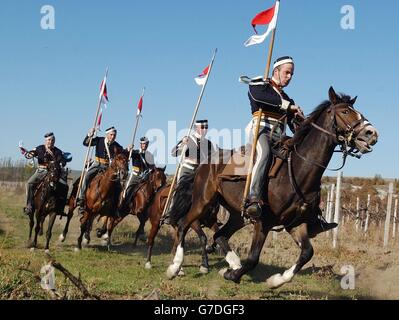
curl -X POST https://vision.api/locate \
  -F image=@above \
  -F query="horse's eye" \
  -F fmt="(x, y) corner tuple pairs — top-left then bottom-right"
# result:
(342, 109), (349, 115)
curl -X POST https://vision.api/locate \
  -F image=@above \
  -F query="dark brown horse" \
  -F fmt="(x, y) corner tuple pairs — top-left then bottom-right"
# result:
(166, 87), (379, 288)
(96, 166), (167, 247)
(145, 178), (221, 274)
(28, 160), (68, 252)
(74, 152), (129, 250)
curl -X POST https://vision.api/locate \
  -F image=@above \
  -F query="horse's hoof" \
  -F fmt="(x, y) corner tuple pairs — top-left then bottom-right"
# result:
(205, 245), (215, 254)
(178, 268), (185, 277)
(266, 274), (286, 289)
(145, 262), (152, 269)
(219, 268), (228, 277)
(101, 233), (109, 240)
(74, 247), (80, 253)
(139, 234), (147, 242)
(58, 234), (65, 242)
(44, 249), (50, 254)
(29, 247), (35, 252)
(82, 238), (89, 247)
(199, 266), (209, 274)
(223, 269), (241, 284)
(166, 265), (179, 280)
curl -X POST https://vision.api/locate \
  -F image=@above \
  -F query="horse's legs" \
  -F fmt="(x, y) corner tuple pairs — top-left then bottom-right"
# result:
(133, 212), (148, 247)
(105, 216), (124, 250)
(266, 223), (314, 289)
(76, 212), (90, 250)
(31, 212), (42, 249)
(28, 213), (35, 244)
(223, 220), (270, 284)
(145, 207), (162, 269)
(60, 198), (75, 242)
(213, 211), (245, 270)
(166, 220), (190, 279)
(96, 216), (108, 239)
(191, 220), (210, 274)
(44, 211), (57, 252)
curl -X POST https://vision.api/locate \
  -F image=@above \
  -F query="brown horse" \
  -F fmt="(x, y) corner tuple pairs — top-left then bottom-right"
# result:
(28, 160), (68, 252)
(166, 87), (379, 288)
(96, 166), (167, 247)
(145, 179), (221, 273)
(75, 152), (129, 250)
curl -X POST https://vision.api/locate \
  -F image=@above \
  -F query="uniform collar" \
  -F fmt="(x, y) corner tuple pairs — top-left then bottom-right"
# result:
(270, 78), (283, 93)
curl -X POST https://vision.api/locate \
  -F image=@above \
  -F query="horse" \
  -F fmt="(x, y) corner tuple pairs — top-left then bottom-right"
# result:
(75, 152), (129, 250)
(144, 174), (221, 273)
(166, 87), (379, 288)
(28, 160), (69, 252)
(95, 166), (167, 247)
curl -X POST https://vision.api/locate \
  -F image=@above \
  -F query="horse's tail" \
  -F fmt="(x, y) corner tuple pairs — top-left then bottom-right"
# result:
(168, 173), (195, 225)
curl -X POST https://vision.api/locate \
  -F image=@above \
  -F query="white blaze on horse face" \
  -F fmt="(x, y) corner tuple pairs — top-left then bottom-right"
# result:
(226, 251), (242, 270)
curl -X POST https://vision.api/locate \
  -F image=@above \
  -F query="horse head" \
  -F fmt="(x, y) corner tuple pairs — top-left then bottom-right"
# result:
(326, 86), (379, 154)
(149, 166), (167, 193)
(111, 151), (129, 182)
(45, 161), (62, 189)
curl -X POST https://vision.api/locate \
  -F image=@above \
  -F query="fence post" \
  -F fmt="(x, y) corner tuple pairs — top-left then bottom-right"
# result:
(333, 171), (342, 249)
(364, 194), (371, 234)
(356, 197), (360, 232)
(393, 198), (398, 239)
(383, 183), (394, 248)
(326, 184), (335, 238)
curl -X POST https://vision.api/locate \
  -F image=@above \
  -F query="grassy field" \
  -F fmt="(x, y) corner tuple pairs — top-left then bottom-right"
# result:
(1, 185), (399, 300)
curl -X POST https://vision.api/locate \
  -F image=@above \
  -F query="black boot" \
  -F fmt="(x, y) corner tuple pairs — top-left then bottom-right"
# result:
(308, 216), (338, 238)
(244, 197), (263, 220)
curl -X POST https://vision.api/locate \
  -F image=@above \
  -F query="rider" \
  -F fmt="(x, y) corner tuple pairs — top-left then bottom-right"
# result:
(164, 119), (216, 225)
(119, 136), (155, 214)
(77, 126), (126, 213)
(23, 132), (66, 215)
(244, 56), (337, 234)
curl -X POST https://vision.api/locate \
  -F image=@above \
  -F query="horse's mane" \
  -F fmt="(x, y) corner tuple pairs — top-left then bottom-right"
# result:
(291, 93), (353, 145)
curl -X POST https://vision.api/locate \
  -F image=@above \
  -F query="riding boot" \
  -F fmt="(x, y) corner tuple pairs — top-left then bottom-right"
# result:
(24, 185), (35, 215)
(307, 215), (338, 238)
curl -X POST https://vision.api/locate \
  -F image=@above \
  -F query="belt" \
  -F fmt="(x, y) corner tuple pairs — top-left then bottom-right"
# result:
(252, 110), (284, 121)
(95, 157), (109, 165)
(182, 163), (197, 171)
(38, 165), (48, 169)
(132, 166), (140, 175)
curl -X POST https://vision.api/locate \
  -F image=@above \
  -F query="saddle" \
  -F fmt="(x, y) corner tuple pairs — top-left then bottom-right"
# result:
(219, 136), (293, 180)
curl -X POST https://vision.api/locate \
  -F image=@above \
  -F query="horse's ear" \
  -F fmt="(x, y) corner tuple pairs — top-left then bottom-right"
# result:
(350, 96), (358, 106)
(328, 86), (339, 105)
(161, 165), (166, 172)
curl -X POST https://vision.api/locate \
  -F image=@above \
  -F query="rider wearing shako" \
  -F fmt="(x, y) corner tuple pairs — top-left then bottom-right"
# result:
(244, 56), (337, 236)
(119, 136), (155, 213)
(164, 119), (216, 225)
(77, 126), (124, 213)
(24, 132), (67, 215)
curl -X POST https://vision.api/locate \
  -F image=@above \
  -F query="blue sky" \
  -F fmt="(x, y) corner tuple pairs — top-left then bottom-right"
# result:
(0, 0), (398, 178)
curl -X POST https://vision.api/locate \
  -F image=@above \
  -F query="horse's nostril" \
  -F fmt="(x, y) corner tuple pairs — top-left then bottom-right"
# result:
(366, 130), (373, 136)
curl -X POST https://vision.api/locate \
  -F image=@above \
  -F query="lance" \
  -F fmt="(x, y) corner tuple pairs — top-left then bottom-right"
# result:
(75, 67), (109, 205)
(241, 0), (281, 213)
(128, 87), (146, 161)
(122, 88), (146, 199)
(161, 49), (218, 222)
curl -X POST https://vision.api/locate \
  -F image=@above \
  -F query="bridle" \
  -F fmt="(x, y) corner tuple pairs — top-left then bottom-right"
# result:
(286, 102), (370, 214)
(293, 102), (369, 171)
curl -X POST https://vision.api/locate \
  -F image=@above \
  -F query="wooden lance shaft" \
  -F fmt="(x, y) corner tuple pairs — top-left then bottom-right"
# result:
(75, 68), (109, 205)
(161, 49), (217, 220)
(241, 16), (279, 211)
